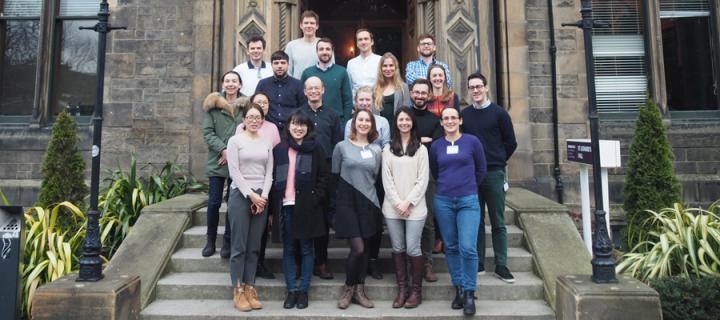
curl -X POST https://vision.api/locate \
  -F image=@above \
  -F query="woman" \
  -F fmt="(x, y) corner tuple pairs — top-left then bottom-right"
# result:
(333, 109), (383, 310)
(236, 92), (280, 280)
(226, 104), (274, 312)
(373, 52), (411, 125)
(426, 64), (460, 118)
(429, 107), (487, 316)
(270, 111), (329, 309)
(201, 70), (247, 258)
(381, 107), (429, 309)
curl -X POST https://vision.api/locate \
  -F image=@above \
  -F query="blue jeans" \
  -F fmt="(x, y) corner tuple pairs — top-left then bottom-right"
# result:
(282, 205), (315, 292)
(434, 193), (481, 291)
(207, 176), (231, 240)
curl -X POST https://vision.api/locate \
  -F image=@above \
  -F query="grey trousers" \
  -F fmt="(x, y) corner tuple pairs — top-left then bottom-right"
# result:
(385, 217), (426, 257)
(228, 188), (267, 287)
(421, 180), (437, 265)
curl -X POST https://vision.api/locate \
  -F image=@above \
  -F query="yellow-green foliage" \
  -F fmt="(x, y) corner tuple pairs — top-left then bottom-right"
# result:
(617, 202), (720, 282)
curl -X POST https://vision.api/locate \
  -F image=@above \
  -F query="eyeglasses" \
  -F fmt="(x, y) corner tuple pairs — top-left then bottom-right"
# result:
(441, 116), (459, 121)
(245, 115), (263, 121)
(419, 42), (434, 46)
(468, 84), (485, 91)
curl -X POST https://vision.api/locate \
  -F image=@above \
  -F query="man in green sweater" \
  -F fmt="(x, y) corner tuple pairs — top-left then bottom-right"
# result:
(301, 38), (353, 123)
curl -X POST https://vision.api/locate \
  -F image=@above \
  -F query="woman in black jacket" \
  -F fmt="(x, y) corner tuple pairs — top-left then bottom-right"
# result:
(270, 111), (329, 310)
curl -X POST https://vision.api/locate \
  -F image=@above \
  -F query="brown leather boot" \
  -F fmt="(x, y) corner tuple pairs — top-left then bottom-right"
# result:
(392, 252), (409, 308)
(432, 239), (444, 254)
(314, 263), (334, 279)
(244, 284), (262, 310)
(352, 284), (375, 308)
(233, 286), (252, 312)
(337, 284), (354, 309)
(423, 263), (438, 282)
(405, 256), (424, 308)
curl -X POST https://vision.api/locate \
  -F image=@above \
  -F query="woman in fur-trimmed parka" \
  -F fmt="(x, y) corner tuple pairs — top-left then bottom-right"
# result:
(201, 70), (248, 258)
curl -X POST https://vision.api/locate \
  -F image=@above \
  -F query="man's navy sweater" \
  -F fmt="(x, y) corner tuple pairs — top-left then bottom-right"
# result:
(460, 102), (517, 171)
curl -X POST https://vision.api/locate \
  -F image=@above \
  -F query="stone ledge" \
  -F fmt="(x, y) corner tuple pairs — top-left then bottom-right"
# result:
(506, 187), (569, 214)
(140, 193), (207, 215)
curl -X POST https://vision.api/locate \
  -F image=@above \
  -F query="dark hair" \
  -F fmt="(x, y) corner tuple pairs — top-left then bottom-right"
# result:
(410, 78), (431, 91)
(440, 106), (461, 119)
(222, 70), (242, 85)
(467, 72), (488, 87)
(390, 107), (421, 157)
(270, 50), (289, 62)
(301, 10), (319, 24)
(247, 36), (266, 49)
(317, 37), (334, 50)
(243, 103), (265, 118)
(355, 28), (374, 41)
(417, 33), (435, 45)
(250, 92), (270, 104)
(283, 110), (315, 141)
(350, 109), (378, 143)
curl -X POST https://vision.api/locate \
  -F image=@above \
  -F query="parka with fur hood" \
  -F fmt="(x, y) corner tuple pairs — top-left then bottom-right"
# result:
(202, 92), (247, 177)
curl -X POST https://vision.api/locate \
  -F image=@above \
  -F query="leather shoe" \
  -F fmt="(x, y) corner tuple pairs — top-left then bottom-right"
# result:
(283, 291), (297, 309)
(256, 263), (275, 279)
(313, 263), (334, 279)
(295, 291), (309, 309)
(423, 264), (438, 282)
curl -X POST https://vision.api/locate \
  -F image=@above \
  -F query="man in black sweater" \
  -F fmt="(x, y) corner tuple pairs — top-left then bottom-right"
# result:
(408, 78), (443, 282)
(460, 73), (518, 283)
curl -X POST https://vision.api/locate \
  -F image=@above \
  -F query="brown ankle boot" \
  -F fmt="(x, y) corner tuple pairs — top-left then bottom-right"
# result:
(233, 286), (252, 312)
(405, 256), (424, 308)
(337, 284), (354, 309)
(424, 263), (438, 282)
(392, 252), (409, 308)
(352, 284), (374, 308)
(314, 263), (334, 279)
(244, 284), (262, 309)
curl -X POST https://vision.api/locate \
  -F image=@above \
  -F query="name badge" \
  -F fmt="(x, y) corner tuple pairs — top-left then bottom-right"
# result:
(446, 145), (459, 154)
(360, 149), (373, 159)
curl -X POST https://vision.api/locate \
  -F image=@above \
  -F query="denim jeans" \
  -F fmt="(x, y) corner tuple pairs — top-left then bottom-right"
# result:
(282, 205), (314, 292)
(207, 176), (231, 240)
(434, 193), (481, 291)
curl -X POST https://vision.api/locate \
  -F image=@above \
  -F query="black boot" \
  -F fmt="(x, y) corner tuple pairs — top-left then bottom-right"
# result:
(201, 234), (216, 257)
(462, 290), (476, 316)
(367, 258), (383, 280)
(220, 236), (231, 259)
(451, 285), (463, 309)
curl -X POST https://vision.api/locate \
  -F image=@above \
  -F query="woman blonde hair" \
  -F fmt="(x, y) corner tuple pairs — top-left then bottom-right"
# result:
(374, 52), (405, 111)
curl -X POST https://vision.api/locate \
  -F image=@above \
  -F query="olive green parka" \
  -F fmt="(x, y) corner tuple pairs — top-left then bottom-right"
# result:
(202, 92), (247, 177)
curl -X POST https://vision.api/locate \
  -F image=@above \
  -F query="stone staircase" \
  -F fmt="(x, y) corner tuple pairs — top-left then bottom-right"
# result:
(141, 204), (555, 319)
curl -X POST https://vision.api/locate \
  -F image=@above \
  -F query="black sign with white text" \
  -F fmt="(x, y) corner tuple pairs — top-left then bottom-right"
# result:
(567, 140), (593, 165)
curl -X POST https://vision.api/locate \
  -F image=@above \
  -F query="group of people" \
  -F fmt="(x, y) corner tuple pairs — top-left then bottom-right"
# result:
(201, 10), (517, 317)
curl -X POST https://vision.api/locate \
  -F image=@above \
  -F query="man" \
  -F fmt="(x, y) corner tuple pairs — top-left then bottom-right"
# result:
(405, 34), (453, 88)
(233, 36), (272, 97)
(346, 29), (382, 96)
(460, 73), (517, 283)
(256, 50), (306, 131)
(301, 38), (354, 124)
(407, 79), (443, 282)
(285, 10), (333, 79)
(301, 76), (343, 280)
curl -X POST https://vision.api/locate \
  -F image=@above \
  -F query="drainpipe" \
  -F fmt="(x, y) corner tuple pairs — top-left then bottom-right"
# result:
(217, 0), (223, 91)
(547, 0), (564, 203)
(473, 0), (482, 74)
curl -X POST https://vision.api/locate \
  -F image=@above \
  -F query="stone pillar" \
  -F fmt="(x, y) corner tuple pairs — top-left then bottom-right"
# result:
(556, 274), (662, 320)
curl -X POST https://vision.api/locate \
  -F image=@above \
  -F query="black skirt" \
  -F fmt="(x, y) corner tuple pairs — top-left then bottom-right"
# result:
(333, 178), (382, 239)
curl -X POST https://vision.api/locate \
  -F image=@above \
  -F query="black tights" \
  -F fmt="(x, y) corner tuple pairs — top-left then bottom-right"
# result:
(345, 237), (369, 286)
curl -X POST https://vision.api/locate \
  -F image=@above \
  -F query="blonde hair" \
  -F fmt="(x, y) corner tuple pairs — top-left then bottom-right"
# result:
(374, 52), (405, 111)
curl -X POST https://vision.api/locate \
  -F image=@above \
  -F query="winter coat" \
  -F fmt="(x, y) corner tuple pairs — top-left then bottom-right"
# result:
(202, 92), (247, 177)
(270, 138), (329, 241)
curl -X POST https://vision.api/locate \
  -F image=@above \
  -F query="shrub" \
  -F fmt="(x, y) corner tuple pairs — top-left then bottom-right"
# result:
(36, 111), (89, 229)
(623, 97), (681, 251)
(649, 276), (720, 320)
(617, 202), (720, 282)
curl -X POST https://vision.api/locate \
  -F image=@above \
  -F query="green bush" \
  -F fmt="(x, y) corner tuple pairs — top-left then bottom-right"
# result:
(623, 98), (681, 251)
(649, 276), (720, 320)
(36, 111), (89, 230)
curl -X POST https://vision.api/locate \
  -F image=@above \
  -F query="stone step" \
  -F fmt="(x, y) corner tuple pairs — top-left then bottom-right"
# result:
(169, 247), (534, 273)
(141, 299), (555, 320)
(155, 272), (544, 301)
(193, 205), (517, 227)
(181, 225), (526, 249)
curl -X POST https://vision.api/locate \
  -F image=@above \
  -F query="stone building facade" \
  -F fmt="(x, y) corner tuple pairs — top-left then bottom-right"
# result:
(1, 0), (718, 212)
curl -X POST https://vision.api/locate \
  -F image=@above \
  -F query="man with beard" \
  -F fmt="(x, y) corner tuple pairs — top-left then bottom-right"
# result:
(233, 36), (272, 97)
(301, 38), (354, 123)
(301, 76), (343, 280)
(405, 34), (453, 88)
(285, 10), (333, 79)
(256, 50), (306, 131)
(346, 29), (381, 97)
(407, 79), (443, 282)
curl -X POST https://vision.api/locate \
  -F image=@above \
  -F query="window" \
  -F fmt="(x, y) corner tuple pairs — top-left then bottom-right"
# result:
(0, 0), (98, 125)
(592, 0), (648, 113)
(659, 0), (719, 110)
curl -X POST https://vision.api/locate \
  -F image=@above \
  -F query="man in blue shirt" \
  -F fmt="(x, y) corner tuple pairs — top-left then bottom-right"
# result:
(460, 73), (517, 283)
(256, 50), (306, 132)
(405, 34), (452, 88)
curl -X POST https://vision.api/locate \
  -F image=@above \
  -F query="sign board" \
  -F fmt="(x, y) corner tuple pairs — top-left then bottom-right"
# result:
(567, 139), (621, 168)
